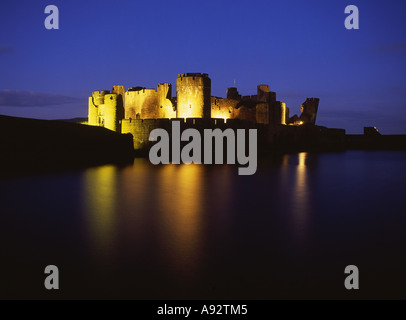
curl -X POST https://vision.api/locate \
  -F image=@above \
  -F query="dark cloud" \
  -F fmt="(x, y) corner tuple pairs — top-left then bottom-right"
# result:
(375, 42), (406, 53)
(0, 90), (82, 107)
(0, 46), (12, 54)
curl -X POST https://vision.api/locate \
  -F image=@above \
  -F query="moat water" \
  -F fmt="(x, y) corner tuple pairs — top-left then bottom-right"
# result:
(1, 151), (406, 299)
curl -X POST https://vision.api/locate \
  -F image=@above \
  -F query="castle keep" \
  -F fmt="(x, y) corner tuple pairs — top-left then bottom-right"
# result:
(88, 73), (319, 149)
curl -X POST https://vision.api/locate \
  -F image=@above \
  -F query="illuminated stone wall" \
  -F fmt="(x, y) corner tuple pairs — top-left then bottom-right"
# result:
(122, 118), (172, 150)
(176, 73), (211, 119)
(270, 101), (289, 126)
(124, 90), (141, 119)
(157, 83), (176, 119)
(112, 85), (125, 121)
(88, 96), (98, 126)
(104, 94), (120, 132)
(124, 84), (176, 120)
(121, 118), (254, 150)
(210, 97), (238, 120)
(88, 90), (109, 127)
(125, 88), (159, 119)
(88, 74), (319, 135)
(88, 90), (122, 133)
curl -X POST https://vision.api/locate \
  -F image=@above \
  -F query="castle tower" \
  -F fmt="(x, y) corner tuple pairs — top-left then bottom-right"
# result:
(176, 73), (211, 118)
(112, 85), (125, 122)
(226, 87), (241, 100)
(88, 90), (109, 126)
(104, 93), (120, 132)
(257, 84), (270, 102)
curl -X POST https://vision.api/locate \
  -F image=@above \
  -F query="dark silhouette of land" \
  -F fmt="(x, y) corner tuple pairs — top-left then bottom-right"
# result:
(0, 115), (134, 175)
(1, 115), (405, 175)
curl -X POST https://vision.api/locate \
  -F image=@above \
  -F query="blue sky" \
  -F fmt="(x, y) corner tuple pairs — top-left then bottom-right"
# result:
(0, 0), (405, 133)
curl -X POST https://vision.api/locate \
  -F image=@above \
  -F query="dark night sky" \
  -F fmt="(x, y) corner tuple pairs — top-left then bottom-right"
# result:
(0, 0), (405, 133)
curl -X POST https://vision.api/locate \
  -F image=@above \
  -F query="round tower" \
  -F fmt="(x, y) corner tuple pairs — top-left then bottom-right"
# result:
(89, 90), (109, 126)
(104, 93), (120, 132)
(176, 73), (211, 118)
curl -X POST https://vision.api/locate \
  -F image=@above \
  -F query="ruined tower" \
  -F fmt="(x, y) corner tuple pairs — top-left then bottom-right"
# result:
(176, 73), (211, 119)
(88, 90), (122, 133)
(299, 98), (319, 125)
(88, 90), (109, 127)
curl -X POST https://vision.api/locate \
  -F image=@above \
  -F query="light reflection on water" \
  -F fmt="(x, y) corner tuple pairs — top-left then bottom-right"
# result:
(82, 154), (313, 271)
(83, 165), (117, 264)
(157, 164), (204, 274)
(7, 151), (400, 298)
(294, 152), (310, 241)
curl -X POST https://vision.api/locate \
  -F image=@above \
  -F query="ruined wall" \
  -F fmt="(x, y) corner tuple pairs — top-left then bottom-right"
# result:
(300, 98), (319, 125)
(234, 105), (256, 123)
(270, 101), (288, 126)
(157, 83), (176, 119)
(211, 97), (239, 120)
(176, 73), (211, 118)
(112, 85), (125, 121)
(257, 85), (270, 102)
(124, 84), (175, 120)
(88, 77), (297, 133)
(255, 103), (270, 124)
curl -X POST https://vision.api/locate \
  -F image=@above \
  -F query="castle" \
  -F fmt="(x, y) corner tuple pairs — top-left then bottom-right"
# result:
(88, 73), (319, 149)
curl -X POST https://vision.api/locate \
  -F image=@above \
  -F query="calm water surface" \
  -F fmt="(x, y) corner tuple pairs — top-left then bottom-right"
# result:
(1, 151), (406, 299)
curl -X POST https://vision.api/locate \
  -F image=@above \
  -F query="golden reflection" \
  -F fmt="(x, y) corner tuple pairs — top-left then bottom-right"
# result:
(294, 152), (309, 240)
(83, 165), (117, 263)
(158, 164), (203, 275)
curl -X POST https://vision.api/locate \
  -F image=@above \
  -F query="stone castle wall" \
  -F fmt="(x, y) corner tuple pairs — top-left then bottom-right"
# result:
(88, 73), (319, 137)
(176, 73), (211, 119)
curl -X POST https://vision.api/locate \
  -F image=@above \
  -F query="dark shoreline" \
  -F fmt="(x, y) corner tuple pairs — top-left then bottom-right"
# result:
(1, 115), (405, 175)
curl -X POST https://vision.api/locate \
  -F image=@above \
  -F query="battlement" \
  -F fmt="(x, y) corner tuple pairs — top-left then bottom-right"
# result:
(105, 93), (118, 100)
(92, 90), (110, 105)
(127, 87), (145, 92)
(92, 90), (110, 98)
(178, 73), (209, 79)
(257, 85), (270, 93)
